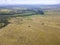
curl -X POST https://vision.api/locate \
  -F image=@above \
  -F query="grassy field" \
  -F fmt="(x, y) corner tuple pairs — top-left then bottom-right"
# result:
(0, 11), (60, 45)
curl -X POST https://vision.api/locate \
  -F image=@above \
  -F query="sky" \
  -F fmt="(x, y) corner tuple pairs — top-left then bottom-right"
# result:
(0, 0), (60, 5)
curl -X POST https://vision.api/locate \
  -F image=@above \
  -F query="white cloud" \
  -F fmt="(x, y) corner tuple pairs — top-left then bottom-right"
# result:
(0, 0), (60, 5)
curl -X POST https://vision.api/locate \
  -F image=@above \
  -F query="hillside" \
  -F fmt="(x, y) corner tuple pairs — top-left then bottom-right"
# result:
(0, 14), (60, 45)
(0, 4), (60, 45)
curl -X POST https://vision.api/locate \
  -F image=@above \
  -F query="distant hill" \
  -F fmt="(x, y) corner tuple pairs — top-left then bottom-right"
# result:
(0, 4), (60, 13)
(0, 4), (60, 9)
(39, 4), (60, 10)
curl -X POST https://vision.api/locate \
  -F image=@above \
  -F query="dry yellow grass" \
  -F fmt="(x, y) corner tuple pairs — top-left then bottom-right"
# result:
(0, 15), (60, 45)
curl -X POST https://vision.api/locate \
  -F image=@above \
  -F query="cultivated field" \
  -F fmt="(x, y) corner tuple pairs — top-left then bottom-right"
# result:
(0, 11), (60, 45)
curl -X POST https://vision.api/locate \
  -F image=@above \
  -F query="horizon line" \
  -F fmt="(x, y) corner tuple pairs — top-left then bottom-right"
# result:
(0, 3), (60, 5)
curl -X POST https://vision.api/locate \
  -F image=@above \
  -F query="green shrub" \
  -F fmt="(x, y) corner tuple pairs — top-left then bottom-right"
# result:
(0, 23), (5, 28)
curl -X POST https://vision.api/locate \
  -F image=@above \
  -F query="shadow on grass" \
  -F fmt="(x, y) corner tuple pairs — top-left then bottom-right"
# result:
(0, 22), (10, 29)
